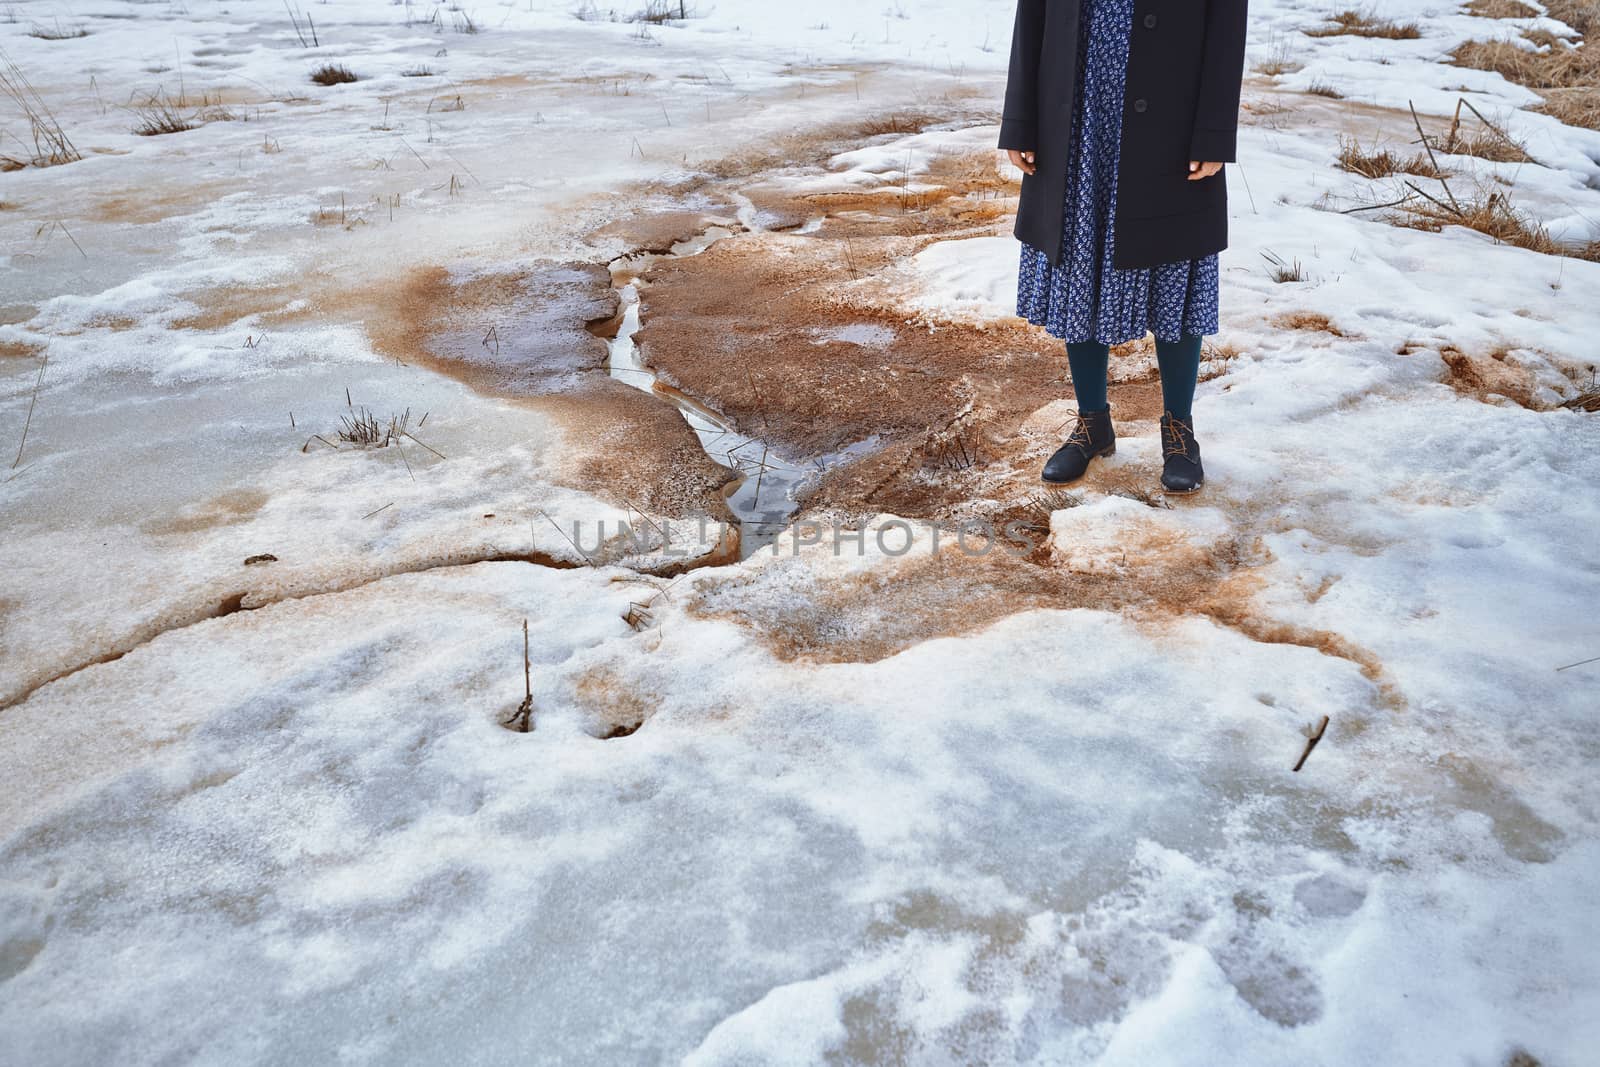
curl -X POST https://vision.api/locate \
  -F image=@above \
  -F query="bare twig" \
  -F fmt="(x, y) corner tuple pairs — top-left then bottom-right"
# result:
(1339, 192), (1417, 214)
(1403, 180), (1462, 217)
(402, 432), (446, 459)
(504, 619), (535, 731)
(621, 498), (664, 538)
(11, 354), (45, 468)
(1409, 101), (1459, 215)
(534, 506), (594, 564)
(1455, 95), (1520, 153)
(1293, 714), (1331, 772)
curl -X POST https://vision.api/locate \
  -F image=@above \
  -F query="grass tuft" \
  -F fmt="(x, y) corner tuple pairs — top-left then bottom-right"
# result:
(1392, 181), (1598, 260)
(338, 406), (412, 447)
(627, 1), (696, 23)
(132, 97), (197, 136)
(1546, 0), (1600, 37)
(1465, 0), (1539, 17)
(1262, 249), (1307, 282)
(0, 57), (81, 170)
(1337, 135), (1447, 179)
(310, 63), (358, 86)
(1306, 9), (1422, 39)
(27, 20), (88, 40)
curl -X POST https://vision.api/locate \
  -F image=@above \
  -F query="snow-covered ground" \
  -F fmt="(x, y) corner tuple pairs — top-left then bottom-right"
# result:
(2, 1), (1599, 1064)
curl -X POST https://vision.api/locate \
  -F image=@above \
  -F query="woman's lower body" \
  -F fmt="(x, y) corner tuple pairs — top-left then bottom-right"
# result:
(1015, 0), (1216, 491)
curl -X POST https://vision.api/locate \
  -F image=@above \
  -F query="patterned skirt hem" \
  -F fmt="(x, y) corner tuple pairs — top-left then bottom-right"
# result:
(1015, 294), (1220, 346)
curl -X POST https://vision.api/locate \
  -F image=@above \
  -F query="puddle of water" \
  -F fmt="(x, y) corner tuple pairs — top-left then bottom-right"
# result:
(605, 228), (877, 559)
(808, 323), (897, 347)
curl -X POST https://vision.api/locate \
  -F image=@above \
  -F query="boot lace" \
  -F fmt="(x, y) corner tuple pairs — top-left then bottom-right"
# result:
(1066, 416), (1096, 450)
(1162, 415), (1193, 459)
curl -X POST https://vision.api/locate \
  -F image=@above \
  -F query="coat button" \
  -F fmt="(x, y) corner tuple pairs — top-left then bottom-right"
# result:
(1132, 98), (1148, 113)
(1143, 13), (1158, 28)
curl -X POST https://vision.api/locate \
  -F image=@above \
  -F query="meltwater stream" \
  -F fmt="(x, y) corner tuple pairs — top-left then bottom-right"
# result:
(605, 225), (879, 559)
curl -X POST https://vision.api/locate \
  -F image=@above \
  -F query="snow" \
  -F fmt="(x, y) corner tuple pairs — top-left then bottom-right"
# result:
(3, 0), (1600, 1063)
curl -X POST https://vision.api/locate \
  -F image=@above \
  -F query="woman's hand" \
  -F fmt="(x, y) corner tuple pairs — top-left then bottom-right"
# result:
(1188, 161), (1223, 181)
(1008, 149), (1037, 176)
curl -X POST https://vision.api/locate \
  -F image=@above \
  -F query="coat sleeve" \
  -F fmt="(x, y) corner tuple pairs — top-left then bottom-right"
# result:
(998, 0), (1046, 152)
(1188, 0), (1249, 162)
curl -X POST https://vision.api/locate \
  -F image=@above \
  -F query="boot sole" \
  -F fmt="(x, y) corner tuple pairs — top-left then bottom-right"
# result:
(1040, 443), (1115, 484)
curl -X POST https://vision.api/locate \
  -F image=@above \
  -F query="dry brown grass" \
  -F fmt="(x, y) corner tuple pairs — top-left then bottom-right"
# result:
(132, 98), (197, 136)
(1306, 10), (1422, 38)
(1254, 56), (1305, 76)
(1307, 80), (1345, 98)
(0, 58), (80, 170)
(1451, 11), (1600, 128)
(1337, 135), (1447, 179)
(1451, 37), (1593, 87)
(1407, 96), (1536, 163)
(309, 63), (358, 86)
(1273, 312), (1352, 336)
(1393, 181), (1600, 261)
(1254, 39), (1304, 76)
(1464, 0), (1538, 17)
(922, 146), (1014, 192)
(1546, 0), (1600, 36)
(1534, 86), (1600, 127)
(1437, 125), (1533, 162)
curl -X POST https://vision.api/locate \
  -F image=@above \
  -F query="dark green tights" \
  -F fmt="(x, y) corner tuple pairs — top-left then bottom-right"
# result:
(1065, 335), (1203, 421)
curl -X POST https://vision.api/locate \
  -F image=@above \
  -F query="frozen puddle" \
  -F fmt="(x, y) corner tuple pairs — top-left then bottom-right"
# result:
(605, 226), (879, 557)
(808, 322), (899, 348)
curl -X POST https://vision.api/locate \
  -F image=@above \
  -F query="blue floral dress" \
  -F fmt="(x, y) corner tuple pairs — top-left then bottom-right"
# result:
(1016, 0), (1220, 345)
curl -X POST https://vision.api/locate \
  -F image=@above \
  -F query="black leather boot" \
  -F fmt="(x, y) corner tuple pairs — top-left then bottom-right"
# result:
(1042, 407), (1116, 484)
(1160, 411), (1204, 493)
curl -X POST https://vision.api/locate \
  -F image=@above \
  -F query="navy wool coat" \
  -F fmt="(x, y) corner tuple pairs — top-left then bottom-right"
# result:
(998, 0), (1249, 270)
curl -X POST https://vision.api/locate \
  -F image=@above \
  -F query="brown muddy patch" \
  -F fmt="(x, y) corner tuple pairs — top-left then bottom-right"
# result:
(572, 663), (655, 738)
(537, 385), (739, 520)
(588, 210), (732, 255)
(1273, 312), (1353, 337)
(0, 339), (44, 360)
(632, 210), (1164, 520)
(142, 489), (270, 536)
(686, 547), (1071, 664)
(694, 106), (988, 182)
(1437, 344), (1546, 409)
(172, 279), (321, 332)
(363, 262), (616, 394)
(621, 124), (1200, 521)
(680, 484), (1403, 715)
(798, 383), (1166, 521)
(1200, 574), (1404, 709)
(685, 512), (1395, 708)
(87, 181), (238, 225)
(346, 258), (738, 517)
